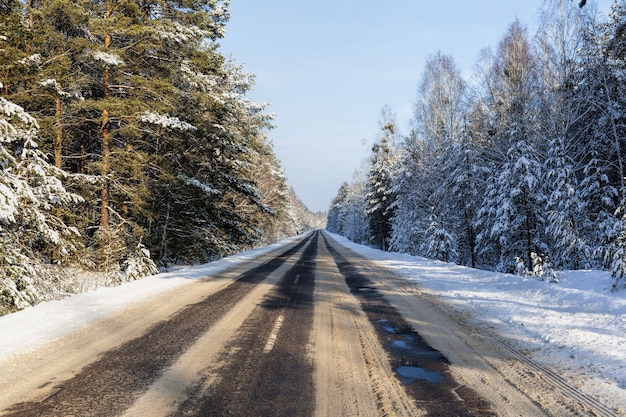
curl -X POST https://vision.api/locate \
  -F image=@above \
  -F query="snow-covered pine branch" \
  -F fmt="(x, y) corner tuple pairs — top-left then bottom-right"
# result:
(92, 51), (124, 66)
(0, 97), (39, 131)
(155, 20), (210, 44)
(0, 95), (83, 311)
(178, 174), (221, 196)
(39, 79), (82, 100)
(18, 54), (42, 66)
(180, 59), (218, 91)
(137, 112), (197, 131)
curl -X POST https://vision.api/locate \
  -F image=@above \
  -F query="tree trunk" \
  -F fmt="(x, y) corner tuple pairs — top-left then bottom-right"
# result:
(80, 142), (86, 174)
(101, 109), (111, 230)
(26, 0), (33, 54)
(525, 208), (532, 269)
(100, 0), (113, 230)
(54, 97), (63, 168)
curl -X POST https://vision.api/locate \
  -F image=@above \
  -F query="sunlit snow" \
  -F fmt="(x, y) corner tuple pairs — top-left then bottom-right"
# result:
(328, 232), (626, 412)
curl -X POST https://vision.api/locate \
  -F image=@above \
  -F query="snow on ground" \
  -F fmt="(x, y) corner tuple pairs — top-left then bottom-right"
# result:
(1, 231), (625, 412)
(327, 232), (626, 414)
(0, 236), (302, 363)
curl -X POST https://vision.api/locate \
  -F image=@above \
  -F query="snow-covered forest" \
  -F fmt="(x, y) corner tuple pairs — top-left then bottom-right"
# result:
(0, 0), (323, 314)
(327, 0), (626, 290)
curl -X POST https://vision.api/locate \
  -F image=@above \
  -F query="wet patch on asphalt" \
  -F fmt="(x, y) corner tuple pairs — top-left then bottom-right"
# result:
(323, 235), (497, 417)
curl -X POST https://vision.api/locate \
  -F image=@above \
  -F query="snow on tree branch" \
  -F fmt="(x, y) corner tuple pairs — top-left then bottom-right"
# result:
(180, 59), (218, 91)
(92, 51), (124, 66)
(18, 54), (42, 66)
(39, 79), (81, 98)
(137, 112), (197, 131)
(0, 97), (39, 129)
(178, 175), (221, 196)
(156, 21), (210, 44)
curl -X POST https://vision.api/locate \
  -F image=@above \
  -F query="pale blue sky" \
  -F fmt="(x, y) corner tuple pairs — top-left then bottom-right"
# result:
(219, 1), (612, 213)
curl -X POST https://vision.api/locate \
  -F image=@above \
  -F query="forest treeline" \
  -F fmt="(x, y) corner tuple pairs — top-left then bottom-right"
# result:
(0, 0), (324, 313)
(327, 0), (626, 290)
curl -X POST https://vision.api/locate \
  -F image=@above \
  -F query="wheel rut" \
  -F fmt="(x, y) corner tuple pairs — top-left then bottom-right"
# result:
(322, 234), (496, 417)
(2, 236), (312, 417)
(168, 233), (318, 417)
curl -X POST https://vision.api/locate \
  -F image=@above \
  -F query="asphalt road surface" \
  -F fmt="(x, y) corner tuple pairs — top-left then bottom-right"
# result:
(0, 231), (619, 416)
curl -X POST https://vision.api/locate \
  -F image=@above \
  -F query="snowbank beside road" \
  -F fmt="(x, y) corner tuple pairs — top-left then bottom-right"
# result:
(327, 232), (626, 414)
(0, 236), (301, 363)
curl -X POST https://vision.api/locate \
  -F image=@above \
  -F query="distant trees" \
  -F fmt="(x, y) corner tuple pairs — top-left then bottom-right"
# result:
(0, 1), (318, 313)
(327, 171), (369, 244)
(327, 0), (626, 290)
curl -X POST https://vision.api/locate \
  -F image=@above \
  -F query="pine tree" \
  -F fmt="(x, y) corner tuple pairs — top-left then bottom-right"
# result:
(437, 130), (481, 267)
(478, 139), (547, 272)
(0, 94), (81, 312)
(545, 136), (591, 268)
(1, 0), (291, 281)
(389, 131), (428, 255)
(365, 107), (397, 251)
(424, 213), (457, 262)
(471, 21), (549, 271)
(571, 3), (626, 267)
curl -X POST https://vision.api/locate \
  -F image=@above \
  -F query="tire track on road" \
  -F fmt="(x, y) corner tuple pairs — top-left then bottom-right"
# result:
(169, 232), (318, 417)
(324, 232), (621, 417)
(3, 235), (313, 417)
(313, 234), (423, 417)
(322, 233), (494, 417)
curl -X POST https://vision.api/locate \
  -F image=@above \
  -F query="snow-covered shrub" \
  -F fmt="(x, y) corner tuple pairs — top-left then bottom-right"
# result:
(531, 252), (558, 283)
(93, 228), (158, 285)
(92, 228), (127, 285)
(123, 242), (158, 282)
(515, 256), (527, 277)
(424, 214), (457, 263)
(0, 254), (39, 314)
(515, 253), (558, 283)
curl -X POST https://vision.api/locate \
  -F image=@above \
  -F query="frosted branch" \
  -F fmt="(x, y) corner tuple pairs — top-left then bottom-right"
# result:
(137, 112), (197, 131)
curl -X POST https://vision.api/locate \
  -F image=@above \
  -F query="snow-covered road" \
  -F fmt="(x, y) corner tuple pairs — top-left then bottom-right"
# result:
(0, 231), (624, 415)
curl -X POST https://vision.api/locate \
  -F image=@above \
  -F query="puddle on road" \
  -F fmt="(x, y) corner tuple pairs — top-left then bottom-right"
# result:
(379, 319), (448, 385)
(395, 365), (446, 384)
(382, 325), (396, 334)
(323, 235), (496, 416)
(392, 340), (408, 349)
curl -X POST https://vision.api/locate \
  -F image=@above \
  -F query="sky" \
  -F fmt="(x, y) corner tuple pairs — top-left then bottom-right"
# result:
(218, 1), (614, 213)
